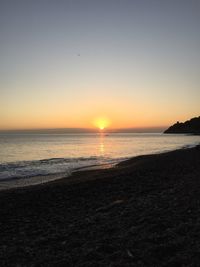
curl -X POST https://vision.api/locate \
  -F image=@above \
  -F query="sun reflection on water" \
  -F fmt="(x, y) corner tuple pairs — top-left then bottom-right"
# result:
(99, 132), (105, 156)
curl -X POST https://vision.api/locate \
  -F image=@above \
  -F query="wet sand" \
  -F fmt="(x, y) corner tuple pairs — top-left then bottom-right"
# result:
(0, 146), (200, 266)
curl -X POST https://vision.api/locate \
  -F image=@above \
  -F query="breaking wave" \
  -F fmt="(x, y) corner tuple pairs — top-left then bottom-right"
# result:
(0, 156), (123, 181)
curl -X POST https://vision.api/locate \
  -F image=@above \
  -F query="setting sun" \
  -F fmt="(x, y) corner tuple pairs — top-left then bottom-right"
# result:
(93, 117), (110, 130)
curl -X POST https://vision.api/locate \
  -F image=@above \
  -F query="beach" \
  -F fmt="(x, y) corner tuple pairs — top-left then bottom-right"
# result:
(0, 145), (200, 266)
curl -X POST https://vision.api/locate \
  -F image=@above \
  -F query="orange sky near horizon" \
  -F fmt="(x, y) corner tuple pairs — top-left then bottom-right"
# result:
(1, 80), (199, 130)
(0, 94), (198, 130)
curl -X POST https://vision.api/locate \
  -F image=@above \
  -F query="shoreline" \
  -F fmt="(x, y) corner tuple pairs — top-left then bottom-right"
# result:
(0, 145), (200, 265)
(0, 144), (199, 192)
(0, 162), (117, 192)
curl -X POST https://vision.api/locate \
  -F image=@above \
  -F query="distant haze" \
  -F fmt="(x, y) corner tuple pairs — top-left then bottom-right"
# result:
(0, 0), (200, 130)
(0, 127), (166, 134)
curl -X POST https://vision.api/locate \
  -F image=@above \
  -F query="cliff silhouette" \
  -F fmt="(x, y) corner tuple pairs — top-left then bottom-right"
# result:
(164, 116), (200, 134)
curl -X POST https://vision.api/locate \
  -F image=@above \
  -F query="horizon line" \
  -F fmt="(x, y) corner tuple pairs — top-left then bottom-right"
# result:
(0, 126), (167, 133)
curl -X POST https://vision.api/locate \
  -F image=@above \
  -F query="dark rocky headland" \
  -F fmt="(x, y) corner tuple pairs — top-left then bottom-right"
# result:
(164, 116), (200, 134)
(0, 145), (200, 266)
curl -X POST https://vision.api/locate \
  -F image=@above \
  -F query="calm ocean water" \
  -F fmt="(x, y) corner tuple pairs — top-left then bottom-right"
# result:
(0, 133), (199, 181)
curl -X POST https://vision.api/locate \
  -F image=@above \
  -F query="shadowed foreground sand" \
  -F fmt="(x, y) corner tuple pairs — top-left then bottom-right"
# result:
(0, 146), (200, 266)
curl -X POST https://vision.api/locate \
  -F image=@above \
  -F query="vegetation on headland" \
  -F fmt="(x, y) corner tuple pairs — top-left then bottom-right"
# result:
(164, 116), (200, 134)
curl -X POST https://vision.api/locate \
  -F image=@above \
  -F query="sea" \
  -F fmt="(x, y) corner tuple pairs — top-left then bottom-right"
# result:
(0, 132), (199, 185)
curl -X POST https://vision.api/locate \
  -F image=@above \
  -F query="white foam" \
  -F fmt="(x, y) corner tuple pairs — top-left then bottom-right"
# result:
(0, 156), (120, 181)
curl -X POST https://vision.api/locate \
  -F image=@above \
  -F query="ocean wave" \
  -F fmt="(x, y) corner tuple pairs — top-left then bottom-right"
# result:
(0, 156), (121, 181)
(181, 142), (200, 149)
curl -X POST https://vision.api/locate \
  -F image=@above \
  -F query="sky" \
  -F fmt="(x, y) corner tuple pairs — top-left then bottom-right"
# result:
(0, 0), (200, 130)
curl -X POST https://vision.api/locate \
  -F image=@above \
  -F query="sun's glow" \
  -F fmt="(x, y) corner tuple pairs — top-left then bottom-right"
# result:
(93, 117), (110, 130)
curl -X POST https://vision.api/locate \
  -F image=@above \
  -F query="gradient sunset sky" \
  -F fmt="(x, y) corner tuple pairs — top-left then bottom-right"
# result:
(0, 0), (199, 130)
